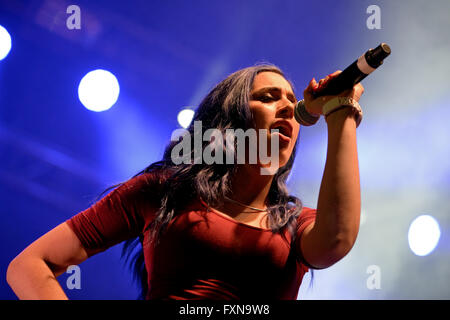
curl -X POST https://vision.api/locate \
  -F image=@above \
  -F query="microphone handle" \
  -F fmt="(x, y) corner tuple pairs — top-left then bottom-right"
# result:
(312, 61), (368, 98)
(312, 43), (391, 98)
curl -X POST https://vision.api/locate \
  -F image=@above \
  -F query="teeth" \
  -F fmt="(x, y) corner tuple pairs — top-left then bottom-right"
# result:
(274, 127), (286, 136)
(272, 125), (290, 138)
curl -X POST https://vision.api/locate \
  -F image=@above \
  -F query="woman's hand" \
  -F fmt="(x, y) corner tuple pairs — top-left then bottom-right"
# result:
(302, 70), (365, 116)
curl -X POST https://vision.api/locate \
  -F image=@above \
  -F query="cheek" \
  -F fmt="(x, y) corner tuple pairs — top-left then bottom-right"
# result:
(249, 104), (274, 129)
(293, 126), (300, 142)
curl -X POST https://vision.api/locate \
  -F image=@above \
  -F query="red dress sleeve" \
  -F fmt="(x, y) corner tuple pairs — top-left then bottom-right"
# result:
(65, 172), (159, 257)
(293, 207), (317, 268)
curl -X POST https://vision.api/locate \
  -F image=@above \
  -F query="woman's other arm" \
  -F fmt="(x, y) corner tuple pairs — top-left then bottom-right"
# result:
(6, 222), (89, 299)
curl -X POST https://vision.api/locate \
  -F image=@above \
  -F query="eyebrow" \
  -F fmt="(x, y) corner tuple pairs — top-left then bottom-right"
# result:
(252, 86), (297, 103)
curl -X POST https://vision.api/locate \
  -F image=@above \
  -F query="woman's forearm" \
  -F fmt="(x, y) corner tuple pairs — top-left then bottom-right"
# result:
(7, 255), (69, 300)
(314, 107), (361, 257)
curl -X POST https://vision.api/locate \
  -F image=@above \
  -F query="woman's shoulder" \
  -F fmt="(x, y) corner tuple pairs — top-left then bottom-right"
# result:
(126, 167), (174, 188)
(300, 206), (316, 215)
(106, 168), (174, 218)
(288, 204), (316, 216)
(296, 206), (317, 223)
(113, 168), (173, 205)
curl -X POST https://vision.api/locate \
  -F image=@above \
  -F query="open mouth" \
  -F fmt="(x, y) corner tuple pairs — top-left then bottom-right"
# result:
(270, 121), (293, 142)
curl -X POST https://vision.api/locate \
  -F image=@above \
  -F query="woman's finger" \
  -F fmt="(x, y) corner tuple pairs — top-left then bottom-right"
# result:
(352, 83), (365, 100)
(304, 78), (317, 96)
(312, 77), (318, 89)
(328, 70), (342, 78)
(321, 71), (341, 87)
(302, 70), (365, 115)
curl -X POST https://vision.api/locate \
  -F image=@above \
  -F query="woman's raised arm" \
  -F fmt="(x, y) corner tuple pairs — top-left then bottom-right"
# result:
(299, 71), (363, 269)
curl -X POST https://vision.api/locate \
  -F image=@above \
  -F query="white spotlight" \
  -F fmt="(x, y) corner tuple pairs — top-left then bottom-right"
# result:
(78, 69), (120, 112)
(177, 108), (195, 128)
(0, 25), (12, 61)
(408, 215), (441, 256)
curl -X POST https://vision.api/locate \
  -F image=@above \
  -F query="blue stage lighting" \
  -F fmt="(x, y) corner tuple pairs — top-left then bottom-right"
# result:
(408, 215), (441, 256)
(0, 25), (12, 61)
(78, 69), (120, 112)
(177, 108), (195, 128)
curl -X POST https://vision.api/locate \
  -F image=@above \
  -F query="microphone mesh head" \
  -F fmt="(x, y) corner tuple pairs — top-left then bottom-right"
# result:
(381, 43), (391, 55)
(366, 43), (391, 68)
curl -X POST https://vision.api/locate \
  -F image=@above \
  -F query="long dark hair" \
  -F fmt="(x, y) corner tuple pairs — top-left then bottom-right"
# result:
(97, 64), (309, 299)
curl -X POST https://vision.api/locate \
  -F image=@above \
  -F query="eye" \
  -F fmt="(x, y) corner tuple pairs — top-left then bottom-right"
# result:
(257, 94), (274, 102)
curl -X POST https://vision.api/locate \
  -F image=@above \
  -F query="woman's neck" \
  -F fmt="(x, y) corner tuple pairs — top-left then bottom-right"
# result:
(227, 164), (274, 210)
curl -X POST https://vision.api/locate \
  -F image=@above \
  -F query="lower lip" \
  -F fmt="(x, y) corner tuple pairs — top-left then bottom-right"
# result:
(272, 132), (291, 145)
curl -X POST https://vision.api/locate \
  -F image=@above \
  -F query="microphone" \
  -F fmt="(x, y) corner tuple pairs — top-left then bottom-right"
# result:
(294, 43), (391, 126)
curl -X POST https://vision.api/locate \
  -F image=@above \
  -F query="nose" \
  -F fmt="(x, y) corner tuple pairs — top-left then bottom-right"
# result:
(276, 98), (295, 119)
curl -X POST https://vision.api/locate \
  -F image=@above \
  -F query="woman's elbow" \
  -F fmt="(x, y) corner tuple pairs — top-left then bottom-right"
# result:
(327, 236), (357, 266)
(6, 256), (21, 287)
(307, 236), (357, 269)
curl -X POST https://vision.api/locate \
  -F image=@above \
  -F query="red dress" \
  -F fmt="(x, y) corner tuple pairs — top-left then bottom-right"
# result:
(66, 172), (316, 300)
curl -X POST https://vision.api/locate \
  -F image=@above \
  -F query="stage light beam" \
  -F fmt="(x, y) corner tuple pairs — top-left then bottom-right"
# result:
(408, 215), (441, 256)
(0, 25), (12, 61)
(177, 108), (195, 128)
(78, 69), (120, 112)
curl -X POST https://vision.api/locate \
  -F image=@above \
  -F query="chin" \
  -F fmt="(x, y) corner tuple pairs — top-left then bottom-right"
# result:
(278, 150), (292, 168)
(277, 159), (289, 169)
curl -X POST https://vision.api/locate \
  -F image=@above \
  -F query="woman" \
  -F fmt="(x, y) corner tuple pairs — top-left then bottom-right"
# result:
(6, 64), (363, 300)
